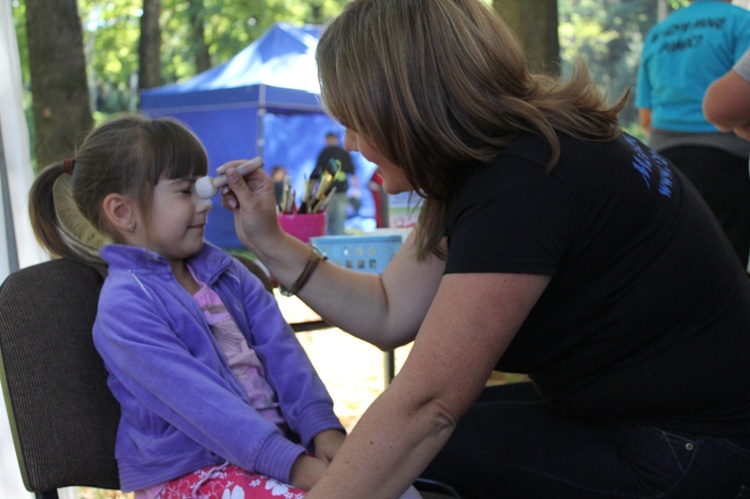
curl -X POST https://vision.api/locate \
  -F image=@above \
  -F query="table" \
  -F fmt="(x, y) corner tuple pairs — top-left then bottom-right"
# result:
(276, 290), (396, 387)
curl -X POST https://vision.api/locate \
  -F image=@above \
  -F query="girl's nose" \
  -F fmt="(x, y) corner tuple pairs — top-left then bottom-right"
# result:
(196, 195), (213, 212)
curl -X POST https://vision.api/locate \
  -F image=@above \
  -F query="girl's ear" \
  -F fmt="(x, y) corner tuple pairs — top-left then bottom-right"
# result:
(102, 193), (138, 234)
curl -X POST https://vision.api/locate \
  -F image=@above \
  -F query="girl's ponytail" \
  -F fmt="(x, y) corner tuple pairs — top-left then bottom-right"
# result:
(29, 160), (110, 275)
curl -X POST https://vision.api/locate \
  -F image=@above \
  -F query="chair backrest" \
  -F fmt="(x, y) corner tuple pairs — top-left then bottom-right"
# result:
(231, 253), (275, 294)
(0, 259), (120, 495)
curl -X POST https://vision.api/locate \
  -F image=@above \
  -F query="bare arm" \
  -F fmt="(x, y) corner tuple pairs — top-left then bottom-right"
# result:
(306, 271), (551, 498)
(294, 229), (445, 350)
(221, 164), (444, 350)
(703, 69), (750, 140)
(221, 162), (551, 496)
(639, 108), (652, 136)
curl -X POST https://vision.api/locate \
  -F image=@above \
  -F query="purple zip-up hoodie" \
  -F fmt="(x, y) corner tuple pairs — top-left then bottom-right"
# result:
(94, 243), (344, 492)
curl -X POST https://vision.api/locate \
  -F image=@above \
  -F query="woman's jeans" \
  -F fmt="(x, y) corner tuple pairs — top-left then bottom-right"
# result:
(421, 382), (750, 498)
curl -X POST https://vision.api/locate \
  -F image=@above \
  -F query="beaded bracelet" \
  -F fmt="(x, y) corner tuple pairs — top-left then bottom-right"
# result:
(279, 246), (327, 297)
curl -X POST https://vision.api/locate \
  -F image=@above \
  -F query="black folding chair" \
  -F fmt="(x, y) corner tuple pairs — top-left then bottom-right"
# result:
(0, 258), (120, 498)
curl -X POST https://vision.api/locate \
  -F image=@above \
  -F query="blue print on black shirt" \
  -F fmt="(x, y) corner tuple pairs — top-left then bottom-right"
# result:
(624, 134), (673, 198)
(652, 150), (673, 197)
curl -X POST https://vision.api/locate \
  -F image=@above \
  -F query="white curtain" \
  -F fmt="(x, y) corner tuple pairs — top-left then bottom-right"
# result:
(0, 1), (47, 497)
(0, 3), (46, 278)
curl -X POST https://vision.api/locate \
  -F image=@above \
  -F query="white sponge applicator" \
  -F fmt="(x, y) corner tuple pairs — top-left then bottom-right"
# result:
(195, 157), (264, 199)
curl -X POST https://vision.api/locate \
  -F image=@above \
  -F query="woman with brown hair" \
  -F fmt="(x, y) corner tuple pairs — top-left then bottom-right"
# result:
(220, 0), (750, 496)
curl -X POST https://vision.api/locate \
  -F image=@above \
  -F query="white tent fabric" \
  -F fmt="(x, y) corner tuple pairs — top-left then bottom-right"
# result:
(0, 0), (45, 278)
(0, 1), (48, 497)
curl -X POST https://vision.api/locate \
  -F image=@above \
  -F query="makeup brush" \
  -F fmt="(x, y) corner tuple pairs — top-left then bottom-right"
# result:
(195, 157), (264, 199)
(280, 175), (293, 213)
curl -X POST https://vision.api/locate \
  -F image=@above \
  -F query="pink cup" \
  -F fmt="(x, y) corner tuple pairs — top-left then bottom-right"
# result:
(278, 213), (327, 243)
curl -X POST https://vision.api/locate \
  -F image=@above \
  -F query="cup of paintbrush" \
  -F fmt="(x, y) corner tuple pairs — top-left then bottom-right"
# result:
(311, 185), (337, 213)
(298, 176), (318, 214)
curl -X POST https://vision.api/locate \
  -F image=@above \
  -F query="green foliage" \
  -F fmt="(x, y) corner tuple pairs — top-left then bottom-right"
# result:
(80, 0), (351, 93)
(80, 1), (141, 88)
(10, 0), (28, 83)
(11, 0), (351, 160)
(558, 0), (688, 130)
(13, 0), (350, 116)
(12, 0), (695, 138)
(161, 0), (349, 82)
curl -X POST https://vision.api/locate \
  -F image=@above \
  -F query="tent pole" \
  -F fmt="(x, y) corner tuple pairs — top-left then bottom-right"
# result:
(257, 84), (266, 158)
(0, 120), (19, 273)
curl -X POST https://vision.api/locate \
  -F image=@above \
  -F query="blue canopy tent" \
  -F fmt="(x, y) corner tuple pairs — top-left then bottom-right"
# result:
(140, 22), (373, 248)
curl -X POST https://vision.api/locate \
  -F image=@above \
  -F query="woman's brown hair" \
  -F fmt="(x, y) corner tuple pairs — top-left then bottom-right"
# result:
(29, 113), (208, 273)
(317, 0), (627, 260)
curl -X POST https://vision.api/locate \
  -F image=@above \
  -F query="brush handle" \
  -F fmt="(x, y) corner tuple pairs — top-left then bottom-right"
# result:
(195, 157), (264, 199)
(212, 157), (264, 189)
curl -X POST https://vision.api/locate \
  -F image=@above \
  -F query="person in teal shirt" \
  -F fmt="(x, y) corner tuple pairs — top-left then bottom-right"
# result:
(636, 0), (750, 269)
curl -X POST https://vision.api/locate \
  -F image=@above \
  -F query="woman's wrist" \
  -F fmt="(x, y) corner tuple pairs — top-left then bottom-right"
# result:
(251, 232), (317, 291)
(279, 246), (327, 296)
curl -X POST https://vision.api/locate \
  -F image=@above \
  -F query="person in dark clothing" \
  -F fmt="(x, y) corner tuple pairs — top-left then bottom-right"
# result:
(219, 0), (750, 496)
(311, 132), (359, 234)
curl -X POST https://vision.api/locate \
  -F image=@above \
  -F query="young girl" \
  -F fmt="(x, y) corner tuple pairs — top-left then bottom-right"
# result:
(28, 114), (346, 498)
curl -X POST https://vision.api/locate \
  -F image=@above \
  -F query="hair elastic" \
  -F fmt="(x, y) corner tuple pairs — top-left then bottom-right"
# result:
(62, 158), (76, 175)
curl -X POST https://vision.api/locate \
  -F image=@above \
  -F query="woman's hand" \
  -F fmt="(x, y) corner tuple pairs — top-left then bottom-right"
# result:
(218, 160), (284, 252)
(289, 453), (328, 491)
(313, 429), (346, 464)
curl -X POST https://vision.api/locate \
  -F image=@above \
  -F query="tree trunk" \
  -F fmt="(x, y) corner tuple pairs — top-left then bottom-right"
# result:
(25, 0), (93, 168)
(139, 0), (162, 91)
(188, 0), (211, 73)
(493, 0), (560, 76)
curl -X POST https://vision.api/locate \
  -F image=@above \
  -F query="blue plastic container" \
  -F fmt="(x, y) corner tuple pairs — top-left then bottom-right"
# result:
(310, 234), (403, 274)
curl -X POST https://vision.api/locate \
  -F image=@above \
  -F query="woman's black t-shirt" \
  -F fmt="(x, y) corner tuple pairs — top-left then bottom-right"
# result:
(446, 132), (750, 435)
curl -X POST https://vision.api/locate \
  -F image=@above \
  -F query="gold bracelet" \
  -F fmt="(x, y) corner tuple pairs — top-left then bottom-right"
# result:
(279, 246), (326, 297)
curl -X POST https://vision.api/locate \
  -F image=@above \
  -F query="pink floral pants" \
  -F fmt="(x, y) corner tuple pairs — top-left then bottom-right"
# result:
(158, 463), (306, 499)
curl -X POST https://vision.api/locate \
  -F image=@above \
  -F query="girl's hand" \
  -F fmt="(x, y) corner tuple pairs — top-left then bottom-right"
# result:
(289, 453), (328, 491)
(218, 160), (283, 251)
(313, 429), (346, 464)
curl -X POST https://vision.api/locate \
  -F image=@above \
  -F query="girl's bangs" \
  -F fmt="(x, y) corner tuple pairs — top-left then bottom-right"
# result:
(156, 121), (209, 180)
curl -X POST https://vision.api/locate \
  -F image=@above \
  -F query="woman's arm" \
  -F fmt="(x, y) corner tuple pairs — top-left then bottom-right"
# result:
(222, 165), (444, 350)
(703, 68), (750, 138)
(287, 228), (444, 350)
(638, 108), (652, 136)
(305, 271), (550, 498)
